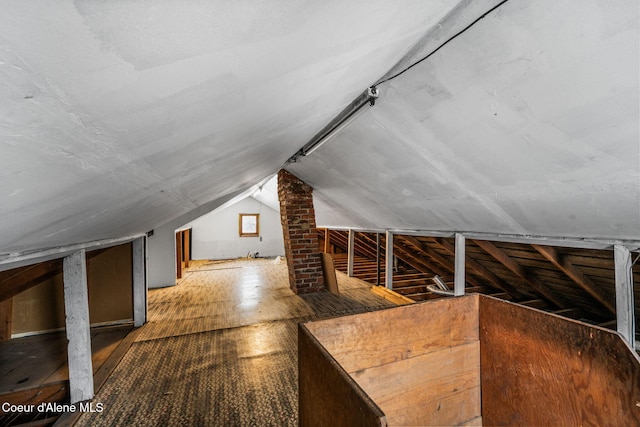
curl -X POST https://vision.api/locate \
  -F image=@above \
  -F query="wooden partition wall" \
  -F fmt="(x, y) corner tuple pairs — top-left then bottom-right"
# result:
(300, 294), (640, 426)
(300, 295), (482, 426)
(480, 296), (640, 426)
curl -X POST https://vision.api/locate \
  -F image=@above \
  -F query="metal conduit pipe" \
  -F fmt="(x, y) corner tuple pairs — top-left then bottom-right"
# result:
(427, 285), (455, 296)
(428, 275), (455, 296)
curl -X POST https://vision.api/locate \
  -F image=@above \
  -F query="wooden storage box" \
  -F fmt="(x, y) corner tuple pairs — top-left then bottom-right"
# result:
(299, 294), (640, 426)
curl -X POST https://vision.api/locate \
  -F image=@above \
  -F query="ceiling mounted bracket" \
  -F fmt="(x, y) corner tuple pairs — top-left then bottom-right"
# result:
(287, 86), (379, 163)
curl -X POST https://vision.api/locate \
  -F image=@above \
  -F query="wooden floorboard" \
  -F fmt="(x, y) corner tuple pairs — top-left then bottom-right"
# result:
(72, 258), (395, 426)
(0, 325), (133, 426)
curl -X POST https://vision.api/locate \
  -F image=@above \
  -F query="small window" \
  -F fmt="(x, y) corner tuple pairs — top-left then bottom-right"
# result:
(239, 213), (260, 237)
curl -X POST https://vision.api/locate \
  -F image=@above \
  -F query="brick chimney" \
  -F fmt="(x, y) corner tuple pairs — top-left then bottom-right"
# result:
(277, 170), (325, 294)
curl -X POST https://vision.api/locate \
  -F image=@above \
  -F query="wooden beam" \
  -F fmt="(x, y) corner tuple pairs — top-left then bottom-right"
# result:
(361, 233), (438, 278)
(370, 286), (415, 305)
(397, 235), (454, 279)
(0, 260), (62, 302)
(353, 233), (380, 263)
(0, 247), (119, 303)
(532, 244), (615, 315)
(434, 238), (524, 298)
(347, 229), (355, 277)
(385, 231), (393, 290)
(0, 298), (12, 341)
(330, 230), (378, 261)
(132, 237), (146, 328)
(175, 232), (183, 280)
(324, 229), (331, 254)
(376, 233), (380, 286)
(473, 240), (566, 309)
(397, 235), (490, 290)
(552, 308), (582, 319)
(614, 245), (634, 348)
(519, 299), (549, 309)
(454, 233), (465, 296)
(63, 250), (94, 404)
(0, 234), (146, 267)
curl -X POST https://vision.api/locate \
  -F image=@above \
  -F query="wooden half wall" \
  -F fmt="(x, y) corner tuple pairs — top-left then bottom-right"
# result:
(300, 294), (640, 425)
(480, 296), (640, 426)
(5, 243), (134, 337)
(300, 295), (481, 426)
(299, 325), (387, 427)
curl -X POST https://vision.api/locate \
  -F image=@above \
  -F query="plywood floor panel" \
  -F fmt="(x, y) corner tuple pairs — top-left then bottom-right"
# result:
(0, 326), (131, 394)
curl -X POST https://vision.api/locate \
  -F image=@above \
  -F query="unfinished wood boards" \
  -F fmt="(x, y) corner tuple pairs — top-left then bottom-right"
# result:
(0, 298), (11, 341)
(301, 292), (640, 425)
(369, 286), (414, 306)
(327, 229), (628, 326)
(533, 244), (615, 315)
(320, 252), (339, 294)
(304, 295), (478, 374)
(474, 239), (567, 309)
(300, 295), (481, 426)
(298, 325), (387, 427)
(0, 259), (63, 302)
(480, 296), (640, 426)
(0, 325), (131, 423)
(0, 383), (68, 415)
(352, 341), (480, 427)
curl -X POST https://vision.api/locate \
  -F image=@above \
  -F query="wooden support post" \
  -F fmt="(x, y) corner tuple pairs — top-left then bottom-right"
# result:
(347, 229), (355, 277)
(324, 229), (331, 254)
(454, 233), (465, 296)
(385, 231), (394, 290)
(433, 237), (523, 297)
(183, 230), (190, 269)
(63, 249), (94, 404)
(376, 233), (381, 287)
(175, 232), (183, 280)
(614, 245), (635, 348)
(0, 298), (12, 341)
(132, 237), (147, 328)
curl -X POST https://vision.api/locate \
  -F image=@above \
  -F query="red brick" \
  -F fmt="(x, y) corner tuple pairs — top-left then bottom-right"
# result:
(278, 169), (324, 294)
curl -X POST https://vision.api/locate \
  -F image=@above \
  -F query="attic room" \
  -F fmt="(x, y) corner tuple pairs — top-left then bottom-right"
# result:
(0, 0), (639, 426)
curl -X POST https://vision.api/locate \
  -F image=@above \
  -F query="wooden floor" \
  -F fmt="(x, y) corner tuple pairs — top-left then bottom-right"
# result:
(72, 258), (395, 426)
(0, 325), (132, 426)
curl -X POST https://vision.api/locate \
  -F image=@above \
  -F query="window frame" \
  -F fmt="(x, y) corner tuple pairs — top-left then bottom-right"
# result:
(238, 213), (260, 237)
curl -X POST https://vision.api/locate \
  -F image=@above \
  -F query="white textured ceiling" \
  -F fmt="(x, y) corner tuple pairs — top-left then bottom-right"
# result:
(0, 0), (460, 255)
(292, 0), (640, 241)
(0, 0), (638, 258)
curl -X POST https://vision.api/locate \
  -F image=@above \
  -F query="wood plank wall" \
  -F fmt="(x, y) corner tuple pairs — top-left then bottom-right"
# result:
(0, 299), (12, 341)
(302, 296), (482, 426)
(480, 296), (640, 426)
(298, 325), (387, 427)
(4, 244), (134, 337)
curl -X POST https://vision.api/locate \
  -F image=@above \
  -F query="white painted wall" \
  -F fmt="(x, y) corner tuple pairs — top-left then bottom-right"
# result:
(147, 191), (241, 289)
(186, 197), (284, 261)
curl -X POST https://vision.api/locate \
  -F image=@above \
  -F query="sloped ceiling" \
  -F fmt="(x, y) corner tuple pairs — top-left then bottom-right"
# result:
(0, 0), (638, 259)
(294, 0), (640, 241)
(0, 0), (461, 256)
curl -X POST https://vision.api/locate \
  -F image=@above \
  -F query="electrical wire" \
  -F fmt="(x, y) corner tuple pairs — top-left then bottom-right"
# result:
(375, 0), (510, 86)
(281, 0), (511, 168)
